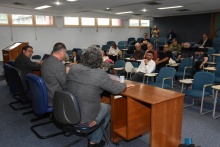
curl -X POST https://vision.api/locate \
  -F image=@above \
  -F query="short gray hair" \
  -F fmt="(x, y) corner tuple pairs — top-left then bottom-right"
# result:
(81, 46), (102, 69)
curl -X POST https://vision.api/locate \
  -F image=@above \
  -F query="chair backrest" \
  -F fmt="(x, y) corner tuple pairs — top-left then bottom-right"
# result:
(26, 74), (49, 115)
(157, 67), (176, 86)
(114, 60), (126, 68)
(128, 37), (135, 44)
(118, 41), (127, 50)
(150, 38), (156, 45)
(207, 48), (216, 55)
(131, 62), (139, 68)
(178, 58), (193, 73)
(102, 45), (111, 52)
(137, 38), (144, 43)
(192, 72), (215, 93)
(76, 48), (83, 56)
(31, 55), (41, 60)
(54, 90), (81, 125)
(158, 37), (167, 45)
(66, 50), (72, 57)
(215, 57), (220, 63)
(3, 64), (18, 94)
(107, 41), (115, 46)
(125, 62), (134, 73)
(213, 38), (220, 53)
(7, 60), (15, 67)
(215, 62), (220, 77)
(11, 67), (29, 99)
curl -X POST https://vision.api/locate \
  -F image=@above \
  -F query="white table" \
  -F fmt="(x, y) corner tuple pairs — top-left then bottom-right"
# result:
(204, 67), (216, 73)
(143, 73), (158, 84)
(166, 63), (180, 67)
(179, 79), (194, 93)
(212, 85), (220, 119)
(205, 62), (216, 67)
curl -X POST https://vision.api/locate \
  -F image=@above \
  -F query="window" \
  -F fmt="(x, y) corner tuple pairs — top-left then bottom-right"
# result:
(12, 14), (33, 25)
(140, 20), (150, 27)
(81, 17), (95, 26)
(97, 18), (109, 26)
(111, 19), (123, 27)
(0, 13), (8, 24)
(129, 19), (139, 27)
(64, 17), (79, 26)
(35, 15), (54, 25)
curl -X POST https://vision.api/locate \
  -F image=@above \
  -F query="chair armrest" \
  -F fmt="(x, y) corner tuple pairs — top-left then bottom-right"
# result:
(162, 77), (173, 88)
(183, 66), (193, 79)
(202, 84), (213, 95)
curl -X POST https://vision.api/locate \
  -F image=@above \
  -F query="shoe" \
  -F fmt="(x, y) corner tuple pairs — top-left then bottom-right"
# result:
(88, 140), (105, 147)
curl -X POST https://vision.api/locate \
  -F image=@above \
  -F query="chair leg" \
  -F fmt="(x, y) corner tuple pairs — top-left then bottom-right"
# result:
(31, 120), (64, 139)
(101, 125), (109, 147)
(9, 101), (31, 110)
(200, 96), (213, 115)
(184, 99), (195, 108)
(213, 90), (220, 119)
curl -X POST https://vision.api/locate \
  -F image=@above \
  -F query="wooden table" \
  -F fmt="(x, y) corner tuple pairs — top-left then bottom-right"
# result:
(103, 80), (184, 147)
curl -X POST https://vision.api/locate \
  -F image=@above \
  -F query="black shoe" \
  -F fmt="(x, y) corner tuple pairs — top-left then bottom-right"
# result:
(88, 140), (105, 147)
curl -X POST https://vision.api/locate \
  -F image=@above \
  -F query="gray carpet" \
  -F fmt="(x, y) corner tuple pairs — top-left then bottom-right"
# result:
(0, 79), (220, 147)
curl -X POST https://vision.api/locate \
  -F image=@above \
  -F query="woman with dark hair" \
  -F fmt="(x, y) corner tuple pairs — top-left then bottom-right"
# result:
(66, 46), (134, 147)
(69, 48), (81, 65)
(108, 42), (122, 59)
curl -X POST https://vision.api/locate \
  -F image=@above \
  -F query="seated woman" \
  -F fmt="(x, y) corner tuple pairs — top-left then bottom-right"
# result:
(108, 42), (122, 61)
(193, 52), (208, 73)
(69, 48), (81, 66)
(101, 49), (114, 71)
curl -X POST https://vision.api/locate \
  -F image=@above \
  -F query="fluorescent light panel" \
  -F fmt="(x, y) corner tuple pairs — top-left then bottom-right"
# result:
(116, 11), (133, 15)
(35, 5), (51, 10)
(158, 6), (183, 10)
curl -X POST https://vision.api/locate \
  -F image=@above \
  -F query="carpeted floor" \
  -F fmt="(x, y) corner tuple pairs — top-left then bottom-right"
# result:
(1, 79), (220, 147)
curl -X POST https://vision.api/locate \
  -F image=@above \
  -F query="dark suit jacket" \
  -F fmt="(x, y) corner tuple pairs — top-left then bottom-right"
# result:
(14, 53), (41, 75)
(198, 38), (213, 47)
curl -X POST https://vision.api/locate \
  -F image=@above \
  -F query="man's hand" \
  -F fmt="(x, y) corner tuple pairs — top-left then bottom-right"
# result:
(126, 84), (135, 88)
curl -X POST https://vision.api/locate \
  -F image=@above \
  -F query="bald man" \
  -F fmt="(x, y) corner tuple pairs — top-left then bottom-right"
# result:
(130, 43), (145, 60)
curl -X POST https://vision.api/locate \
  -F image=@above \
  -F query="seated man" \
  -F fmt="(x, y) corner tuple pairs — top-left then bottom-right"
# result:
(130, 43), (145, 60)
(41, 42), (69, 106)
(131, 51), (156, 82)
(14, 45), (42, 75)
(69, 48), (81, 66)
(66, 46), (134, 147)
(167, 29), (176, 44)
(169, 38), (181, 53)
(177, 42), (192, 62)
(198, 33), (213, 48)
(155, 44), (172, 72)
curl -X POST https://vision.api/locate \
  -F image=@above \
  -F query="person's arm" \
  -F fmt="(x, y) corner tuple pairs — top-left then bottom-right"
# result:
(26, 59), (41, 70)
(145, 60), (156, 74)
(55, 63), (66, 89)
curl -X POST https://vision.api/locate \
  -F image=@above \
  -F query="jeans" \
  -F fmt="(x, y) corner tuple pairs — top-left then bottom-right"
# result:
(90, 103), (111, 143)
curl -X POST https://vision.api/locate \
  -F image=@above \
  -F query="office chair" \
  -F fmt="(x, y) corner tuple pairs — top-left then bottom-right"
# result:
(9, 67), (31, 110)
(53, 90), (109, 147)
(183, 72), (215, 115)
(107, 41), (115, 46)
(214, 62), (220, 83)
(124, 62), (135, 79)
(26, 74), (64, 139)
(175, 58), (193, 79)
(66, 50), (72, 57)
(137, 38), (144, 43)
(113, 60), (126, 76)
(31, 55), (41, 60)
(102, 45), (111, 52)
(149, 67), (176, 89)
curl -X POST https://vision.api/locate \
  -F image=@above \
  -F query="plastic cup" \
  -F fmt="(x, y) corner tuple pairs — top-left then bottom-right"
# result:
(184, 137), (192, 145)
(120, 76), (125, 83)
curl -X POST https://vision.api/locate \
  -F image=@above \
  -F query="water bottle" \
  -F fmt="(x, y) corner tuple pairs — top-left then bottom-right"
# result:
(184, 137), (192, 146)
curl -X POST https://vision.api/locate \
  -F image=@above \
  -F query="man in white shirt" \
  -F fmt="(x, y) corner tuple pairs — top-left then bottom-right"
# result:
(131, 50), (156, 82)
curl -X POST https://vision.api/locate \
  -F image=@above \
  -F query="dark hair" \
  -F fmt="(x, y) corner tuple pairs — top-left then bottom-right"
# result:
(144, 33), (148, 35)
(101, 49), (107, 56)
(111, 42), (117, 48)
(147, 50), (154, 56)
(53, 42), (66, 53)
(81, 46), (102, 69)
(22, 45), (33, 51)
(72, 48), (78, 53)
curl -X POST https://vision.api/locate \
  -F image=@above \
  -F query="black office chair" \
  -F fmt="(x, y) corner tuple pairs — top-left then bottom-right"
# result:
(53, 90), (109, 147)
(9, 67), (31, 110)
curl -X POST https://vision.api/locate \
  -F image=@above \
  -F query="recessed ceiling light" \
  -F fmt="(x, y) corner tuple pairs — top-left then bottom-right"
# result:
(67, 0), (77, 2)
(158, 6), (183, 10)
(106, 8), (110, 10)
(35, 5), (51, 10)
(55, 2), (61, 5)
(142, 9), (147, 12)
(116, 11), (133, 15)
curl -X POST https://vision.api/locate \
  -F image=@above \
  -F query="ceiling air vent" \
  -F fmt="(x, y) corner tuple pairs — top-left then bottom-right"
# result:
(145, 2), (161, 5)
(177, 9), (191, 12)
(13, 2), (27, 6)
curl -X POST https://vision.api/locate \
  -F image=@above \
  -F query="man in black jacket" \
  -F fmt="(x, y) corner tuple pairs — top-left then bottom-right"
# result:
(14, 45), (42, 75)
(198, 33), (213, 48)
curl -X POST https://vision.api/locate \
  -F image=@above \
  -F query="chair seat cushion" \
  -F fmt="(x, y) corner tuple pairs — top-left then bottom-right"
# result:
(183, 89), (212, 98)
(149, 83), (171, 89)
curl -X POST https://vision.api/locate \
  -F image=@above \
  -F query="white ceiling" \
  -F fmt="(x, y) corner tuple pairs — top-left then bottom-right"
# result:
(0, 0), (220, 19)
